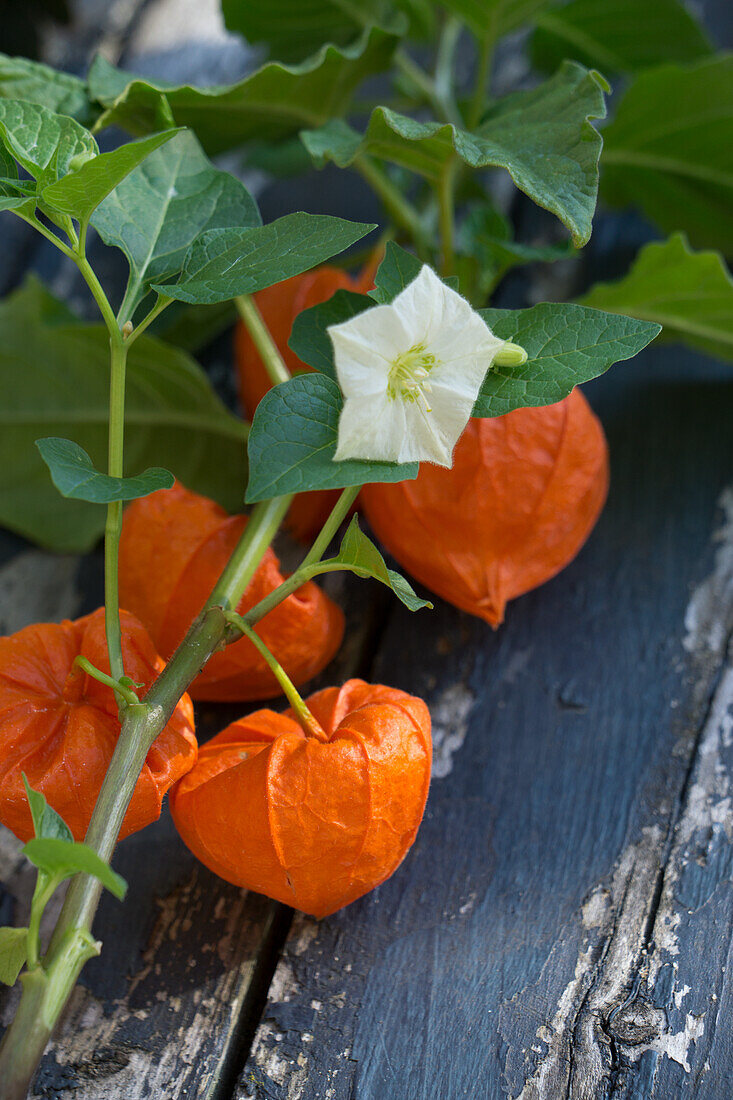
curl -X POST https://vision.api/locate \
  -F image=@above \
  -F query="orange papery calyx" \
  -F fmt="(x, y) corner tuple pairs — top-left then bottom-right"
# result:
(119, 481), (345, 702)
(0, 607), (197, 843)
(170, 678), (432, 918)
(361, 389), (609, 626)
(235, 261), (379, 542)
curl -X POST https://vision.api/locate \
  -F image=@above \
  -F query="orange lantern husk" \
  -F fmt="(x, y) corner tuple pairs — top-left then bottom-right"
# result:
(361, 389), (609, 626)
(119, 481), (345, 702)
(235, 262), (378, 542)
(0, 607), (196, 843)
(170, 679), (432, 918)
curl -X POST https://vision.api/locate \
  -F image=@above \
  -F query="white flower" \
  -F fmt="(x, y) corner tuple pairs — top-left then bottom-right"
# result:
(330, 265), (525, 467)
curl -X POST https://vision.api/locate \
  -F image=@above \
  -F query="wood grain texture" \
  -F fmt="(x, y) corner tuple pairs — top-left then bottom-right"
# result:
(238, 347), (733, 1100)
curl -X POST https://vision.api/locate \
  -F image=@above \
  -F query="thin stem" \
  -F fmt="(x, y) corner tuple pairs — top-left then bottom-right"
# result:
(395, 50), (460, 126)
(125, 293), (172, 348)
(437, 159), (457, 277)
(467, 30), (496, 131)
(235, 295), (291, 385)
(209, 495), (293, 610)
(18, 213), (75, 259)
(226, 615), (326, 740)
(245, 485), (360, 625)
(75, 253), (121, 338)
(26, 873), (60, 970)
(434, 17), (462, 118)
(355, 158), (431, 259)
(103, 336), (128, 683)
(73, 656), (140, 707)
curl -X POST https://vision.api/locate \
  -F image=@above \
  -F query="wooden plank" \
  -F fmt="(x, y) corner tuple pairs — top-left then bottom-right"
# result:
(237, 345), (733, 1099)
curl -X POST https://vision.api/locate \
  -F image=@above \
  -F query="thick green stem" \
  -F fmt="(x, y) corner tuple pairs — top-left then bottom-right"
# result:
(209, 496), (293, 609)
(103, 335), (128, 683)
(437, 159), (457, 277)
(235, 295), (291, 385)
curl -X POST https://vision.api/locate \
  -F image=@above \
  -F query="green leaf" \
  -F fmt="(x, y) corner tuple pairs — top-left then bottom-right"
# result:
(302, 62), (608, 247)
(23, 838), (127, 900)
(91, 129), (261, 323)
(36, 437), (174, 504)
(458, 204), (575, 296)
(0, 53), (97, 126)
(222, 0), (402, 63)
(0, 98), (96, 187)
(474, 302), (660, 416)
(0, 927), (27, 986)
(601, 56), (733, 255)
(155, 213), (375, 305)
(22, 774), (73, 843)
(330, 515), (432, 611)
(581, 233), (733, 362)
(87, 27), (399, 156)
(246, 372), (417, 502)
(40, 130), (179, 225)
(369, 240), (423, 302)
(289, 289), (373, 378)
(531, 0), (711, 76)
(435, 0), (552, 38)
(0, 277), (249, 552)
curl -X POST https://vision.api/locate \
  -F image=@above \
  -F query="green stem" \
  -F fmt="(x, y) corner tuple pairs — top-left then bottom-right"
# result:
(395, 50), (460, 126)
(437, 159), (457, 277)
(467, 30), (496, 131)
(103, 335), (128, 684)
(434, 17), (462, 119)
(355, 158), (431, 259)
(235, 295), (291, 386)
(25, 873), (61, 970)
(244, 485), (360, 626)
(208, 495), (293, 610)
(226, 615), (326, 740)
(125, 293), (172, 348)
(73, 656), (140, 707)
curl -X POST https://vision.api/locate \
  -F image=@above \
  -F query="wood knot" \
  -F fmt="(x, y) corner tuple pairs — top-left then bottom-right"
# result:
(606, 998), (666, 1046)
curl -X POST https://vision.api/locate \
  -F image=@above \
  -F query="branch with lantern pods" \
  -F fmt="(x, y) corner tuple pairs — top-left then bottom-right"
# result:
(0, 82), (662, 1095)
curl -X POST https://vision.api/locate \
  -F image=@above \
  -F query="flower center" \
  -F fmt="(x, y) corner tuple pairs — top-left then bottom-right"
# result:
(387, 344), (438, 411)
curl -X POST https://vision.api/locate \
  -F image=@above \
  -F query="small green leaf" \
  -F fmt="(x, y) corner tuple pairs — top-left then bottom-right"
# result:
(0, 927), (28, 985)
(23, 838), (127, 900)
(369, 241), (423, 303)
(581, 233), (733, 362)
(531, 0), (711, 76)
(155, 214), (375, 305)
(91, 129), (261, 323)
(22, 774), (73, 843)
(0, 99), (97, 188)
(473, 302), (661, 417)
(0, 53), (97, 126)
(222, 0), (402, 63)
(289, 289), (373, 378)
(87, 28), (399, 157)
(41, 130), (180, 224)
(435, 0), (551, 38)
(601, 56), (733, 255)
(331, 515), (432, 611)
(0, 277), (249, 552)
(36, 437), (174, 504)
(246, 373), (417, 502)
(302, 62), (608, 247)
(458, 205), (574, 296)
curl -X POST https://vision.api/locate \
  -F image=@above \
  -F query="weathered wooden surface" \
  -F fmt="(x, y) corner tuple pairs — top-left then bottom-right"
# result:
(1, 0), (733, 1098)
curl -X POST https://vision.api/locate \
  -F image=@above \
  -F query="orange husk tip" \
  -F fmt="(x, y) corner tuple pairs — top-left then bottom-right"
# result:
(119, 480), (345, 702)
(169, 679), (432, 918)
(0, 607), (196, 843)
(235, 260), (379, 542)
(361, 389), (609, 626)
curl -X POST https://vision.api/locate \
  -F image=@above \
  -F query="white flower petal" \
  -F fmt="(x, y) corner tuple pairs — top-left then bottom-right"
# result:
(334, 391), (408, 463)
(403, 389), (476, 466)
(330, 304), (412, 398)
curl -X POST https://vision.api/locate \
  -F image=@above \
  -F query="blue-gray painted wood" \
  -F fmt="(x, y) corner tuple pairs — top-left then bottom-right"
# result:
(239, 347), (733, 1100)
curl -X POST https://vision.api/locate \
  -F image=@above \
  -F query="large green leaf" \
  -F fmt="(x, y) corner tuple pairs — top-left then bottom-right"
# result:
(601, 56), (733, 255)
(41, 130), (178, 225)
(435, 0), (552, 38)
(0, 278), (249, 552)
(0, 99), (96, 187)
(0, 928), (27, 986)
(327, 515), (432, 611)
(581, 234), (733, 362)
(23, 838), (127, 900)
(87, 27), (399, 156)
(0, 53), (97, 126)
(91, 130), (261, 323)
(246, 373), (417, 502)
(302, 62), (608, 246)
(289, 290), (373, 378)
(36, 438), (174, 504)
(155, 213), (374, 305)
(222, 0), (400, 62)
(531, 0), (711, 75)
(474, 302), (660, 416)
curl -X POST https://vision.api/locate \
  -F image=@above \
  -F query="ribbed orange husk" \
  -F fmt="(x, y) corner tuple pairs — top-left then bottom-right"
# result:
(235, 263), (378, 542)
(119, 481), (345, 702)
(360, 390), (609, 626)
(170, 679), (432, 918)
(0, 607), (196, 843)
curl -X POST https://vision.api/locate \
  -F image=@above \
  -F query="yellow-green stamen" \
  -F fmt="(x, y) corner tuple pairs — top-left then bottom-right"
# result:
(387, 344), (438, 411)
